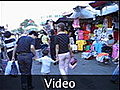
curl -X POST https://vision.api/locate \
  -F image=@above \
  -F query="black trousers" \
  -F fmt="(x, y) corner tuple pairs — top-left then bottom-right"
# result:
(17, 53), (33, 90)
(50, 47), (56, 60)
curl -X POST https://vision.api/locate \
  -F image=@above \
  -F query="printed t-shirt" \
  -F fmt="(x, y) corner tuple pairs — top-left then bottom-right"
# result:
(76, 40), (87, 51)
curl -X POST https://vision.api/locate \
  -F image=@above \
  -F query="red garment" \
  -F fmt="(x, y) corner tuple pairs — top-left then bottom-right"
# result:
(83, 30), (90, 40)
(113, 30), (119, 41)
(85, 50), (91, 52)
(91, 25), (98, 33)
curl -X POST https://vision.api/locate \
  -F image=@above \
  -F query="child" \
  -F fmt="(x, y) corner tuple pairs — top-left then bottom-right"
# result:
(35, 49), (57, 75)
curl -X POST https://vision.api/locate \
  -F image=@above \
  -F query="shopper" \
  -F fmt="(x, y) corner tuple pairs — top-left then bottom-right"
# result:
(35, 49), (57, 75)
(12, 31), (38, 90)
(39, 30), (49, 50)
(55, 22), (73, 75)
(3, 31), (16, 60)
(49, 29), (56, 60)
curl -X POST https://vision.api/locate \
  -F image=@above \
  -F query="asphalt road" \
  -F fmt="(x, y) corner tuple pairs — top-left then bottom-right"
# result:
(0, 52), (119, 90)
(31, 52), (117, 75)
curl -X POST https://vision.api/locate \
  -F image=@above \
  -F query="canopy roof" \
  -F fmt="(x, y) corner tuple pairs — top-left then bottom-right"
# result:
(68, 6), (96, 19)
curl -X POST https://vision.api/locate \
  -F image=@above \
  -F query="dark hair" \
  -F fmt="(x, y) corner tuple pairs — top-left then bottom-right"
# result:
(43, 31), (47, 35)
(29, 31), (38, 37)
(4, 31), (11, 38)
(108, 34), (113, 40)
(50, 29), (55, 35)
(42, 49), (49, 56)
(57, 22), (65, 31)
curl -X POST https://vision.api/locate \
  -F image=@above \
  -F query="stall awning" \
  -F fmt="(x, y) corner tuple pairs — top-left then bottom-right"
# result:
(68, 6), (96, 19)
(89, 1), (114, 10)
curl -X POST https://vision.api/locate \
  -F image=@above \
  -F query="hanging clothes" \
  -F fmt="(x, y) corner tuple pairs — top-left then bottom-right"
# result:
(78, 30), (84, 40)
(69, 37), (75, 45)
(75, 30), (79, 40)
(72, 18), (80, 28)
(76, 40), (87, 51)
(113, 30), (119, 41)
(93, 41), (103, 54)
(83, 30), (90, 40)
(112, 44), (119, 59)
(84, 45), (91, 51)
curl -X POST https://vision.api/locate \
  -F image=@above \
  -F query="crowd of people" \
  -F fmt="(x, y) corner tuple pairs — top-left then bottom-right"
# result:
(0, 18), (119, 89)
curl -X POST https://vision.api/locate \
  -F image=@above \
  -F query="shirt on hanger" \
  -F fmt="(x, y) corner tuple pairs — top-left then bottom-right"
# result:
(83, 30), (90, 40)
(76, 40), (87, 51)
(72, 18), (80, 28)
(78, 30), (84, 40)
(112, 44), (119, 59)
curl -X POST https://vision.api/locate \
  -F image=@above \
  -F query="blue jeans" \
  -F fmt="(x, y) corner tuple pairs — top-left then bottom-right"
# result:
(17, 53), (34, 90)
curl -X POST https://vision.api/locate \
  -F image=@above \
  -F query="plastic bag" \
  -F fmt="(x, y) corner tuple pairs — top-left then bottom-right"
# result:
(5, 61), (20, 75)
(10, 61), (18, 75)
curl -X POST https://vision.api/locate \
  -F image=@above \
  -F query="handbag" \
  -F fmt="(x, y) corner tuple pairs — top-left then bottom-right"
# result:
(69, 57), (77, 69)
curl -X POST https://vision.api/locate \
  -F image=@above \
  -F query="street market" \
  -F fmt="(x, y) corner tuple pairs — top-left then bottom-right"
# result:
(0, 1), (119, 90)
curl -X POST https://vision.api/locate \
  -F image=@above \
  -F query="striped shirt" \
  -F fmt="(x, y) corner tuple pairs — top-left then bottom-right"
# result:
(55, 32), (70, 54)
(4, 37), (16, 52)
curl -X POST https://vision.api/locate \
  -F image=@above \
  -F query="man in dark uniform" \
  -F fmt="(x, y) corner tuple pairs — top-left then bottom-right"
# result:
(12, 31), (38, 90)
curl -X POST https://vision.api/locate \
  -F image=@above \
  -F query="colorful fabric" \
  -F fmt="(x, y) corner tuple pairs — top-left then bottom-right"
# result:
(96, 54), (110, 62)
(112, 44), (119, 59)
(78, 30), (84, 40)
(97, 53), (109, 57)
(83, 30), (90, 40)
(93, 41), (103, 54)
(76, 40), (87, 51)
(72, 18), (80, 28)
(84, 45), (91, 51)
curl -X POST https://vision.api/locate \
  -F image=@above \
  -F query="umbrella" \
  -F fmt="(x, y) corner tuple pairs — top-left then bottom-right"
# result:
(68, 6), (96, 19)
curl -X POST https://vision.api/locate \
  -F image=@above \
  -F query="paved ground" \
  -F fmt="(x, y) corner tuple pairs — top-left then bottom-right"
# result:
(32, 52), (117, 75)
(0, 52), (119, 90)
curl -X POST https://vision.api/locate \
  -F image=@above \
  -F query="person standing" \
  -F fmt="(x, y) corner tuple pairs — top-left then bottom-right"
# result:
(55, 23), (73, 75)
(3, 31), (16, 60)
(49, 29), (56, 60)
(12, 31), (38, 90)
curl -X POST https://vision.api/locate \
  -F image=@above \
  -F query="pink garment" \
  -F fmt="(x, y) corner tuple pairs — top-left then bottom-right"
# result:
(112, 44), (119, 59)
(72, 18), (80, 28)
(78, 30), (84, 40)
(90, 45), (94, 51)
